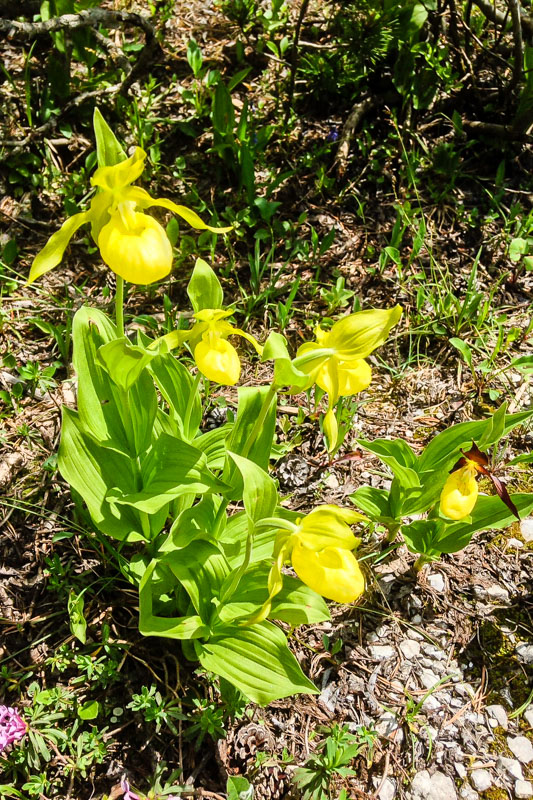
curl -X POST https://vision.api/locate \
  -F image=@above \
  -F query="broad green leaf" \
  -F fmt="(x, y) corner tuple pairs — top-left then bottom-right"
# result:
(71, 306), (130, 453)
(58, 408), (152, 542)
(93, 107), (126, 168)
(139, 560), (210, 639)
(148, 352), (201, 438)
(68, 589), (87, 644)
(78, 700), (99, 720)
(96, 337), (167, 392)
(164, 541), (230, 620)
(195, 424), (233, 470)
(449, 337), (473, 369)
(437, 493), (533, 553)
(127, 370), (158, 456)
(418, 410), (533, 473)
(212, 81), (235, 134)
(509, 237), (528, 262)
(357, 438), (419, 484)
(511, 355), (533, 374)
(477, 402), (507, 451)
(226, 776), (253, 800)
(218, 563), (330, 626)
(261, 331), (313, 390)
(228, 452), (278, 523)
(401, 520), (443, 556)
(197, 620), (318, 704)
(225, 386), (276, 472)
(350, 486), (395, 523)
(108, 433), (228, 514)
(166, 494), (224, 551)
(187, 257), (223, 312)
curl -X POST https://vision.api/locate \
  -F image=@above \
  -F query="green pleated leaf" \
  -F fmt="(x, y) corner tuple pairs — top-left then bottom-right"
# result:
(436, 493), (533, 553)
(139, 561), (210, 639)
(418, 409), (533, 473)
(58, 407), (153, 542)
(93, 107), (127, 168)
(197, 620), (318, 704)
(164, 540), (230, 620)
(187, 257), (224, 312)
(108, 433), (228, 514)
(228, 451), (278, 523)
(218, 563), (330, 626)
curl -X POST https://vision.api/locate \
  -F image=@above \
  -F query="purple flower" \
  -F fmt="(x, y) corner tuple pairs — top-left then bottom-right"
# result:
(0, 706), (27, 752)
(121, 778), (141, 800)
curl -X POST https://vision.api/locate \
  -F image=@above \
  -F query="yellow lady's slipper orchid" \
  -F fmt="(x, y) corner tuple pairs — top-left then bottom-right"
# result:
(439, 459), (479, 520)
(293, 306), (402, 450)
(28, 148), (231, 286)
(256, 505), (367, 622)
(177, 308), (262, 386)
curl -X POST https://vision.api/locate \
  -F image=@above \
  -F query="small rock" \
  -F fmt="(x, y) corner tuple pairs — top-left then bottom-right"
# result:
(520, 517), (533, 542)
(497, 755), (524, 780)
(376, 712), (404, 744)
(470, 769), (492, 792)
(459, 788), (479, 800)
(372, 777), (396, 800)
(507, 735), (533, 764)
(318, 682), (340, 713)
(421, 643), (446, 660)
(456, 683), (476, 699)
(516, 781), (533, 799)
(428, 572), (445, 592)
(369, 645), (396, 660)
(486, 584), (510, 602)
(486, 704), (508, 730)
(454, 762), (466, 779)
(524, 708), (533, 727)
(422, 695), (441, 711)
(516, 643), (533, 665)
(411, 614), (423, 625)
(419, 668), (441, 689)
(508, 537), (524, 548)
(410, 769), (457, 800)
(400, 639), (421, 659)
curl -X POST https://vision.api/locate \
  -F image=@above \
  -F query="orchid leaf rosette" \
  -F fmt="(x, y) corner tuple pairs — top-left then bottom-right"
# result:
(292, 306), (403, 449)
(28, 113), (231, 286)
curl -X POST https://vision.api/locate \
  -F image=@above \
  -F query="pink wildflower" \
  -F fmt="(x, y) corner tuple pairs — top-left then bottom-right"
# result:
(0, 706), (27, 752)
(121, 778), (141, 800)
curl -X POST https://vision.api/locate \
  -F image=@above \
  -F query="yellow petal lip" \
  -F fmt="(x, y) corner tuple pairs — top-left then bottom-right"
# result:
(291, 541), (365, 604)
(439, 462), (479, 520)
(97, 212), (173, 284)
(194, 336), (241, 385)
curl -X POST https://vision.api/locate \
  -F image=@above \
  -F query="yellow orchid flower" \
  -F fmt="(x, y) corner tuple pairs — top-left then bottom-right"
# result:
(27, 148), (231, 286)
(439, 460), (479, 520)
(177, 308), (263, 386)
(254, 505), (367, 623)
(293, 306), (402, 450)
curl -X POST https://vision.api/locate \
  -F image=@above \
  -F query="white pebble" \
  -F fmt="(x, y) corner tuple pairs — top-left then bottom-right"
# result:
(507, 735), (533, 764)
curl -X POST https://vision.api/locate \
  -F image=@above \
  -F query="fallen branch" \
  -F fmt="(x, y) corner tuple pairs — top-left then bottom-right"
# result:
(471, 0), (533, 40)
(0, 7), (155, 41)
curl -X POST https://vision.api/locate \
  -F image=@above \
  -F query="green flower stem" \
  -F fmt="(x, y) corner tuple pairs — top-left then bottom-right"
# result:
(184, 371), (202, 440)
(384, 523), (401, 544)
(241, 383), (278, 459)
(413, 554), (431, 571)
(115, 275), (125, 337)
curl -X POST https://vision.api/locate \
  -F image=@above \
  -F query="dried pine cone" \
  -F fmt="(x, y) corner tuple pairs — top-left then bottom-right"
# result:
(276, 455), (310, 490)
